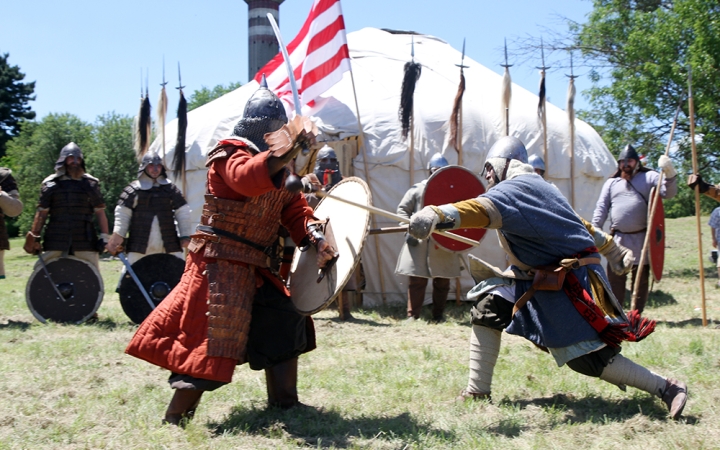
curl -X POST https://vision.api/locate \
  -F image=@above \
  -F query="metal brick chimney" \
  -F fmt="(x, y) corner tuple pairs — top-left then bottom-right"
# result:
(245, 0), (286, 81)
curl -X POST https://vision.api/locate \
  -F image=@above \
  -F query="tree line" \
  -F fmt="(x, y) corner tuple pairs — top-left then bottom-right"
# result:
(3, 0), (720, 233)
(0, 52), (239, 236)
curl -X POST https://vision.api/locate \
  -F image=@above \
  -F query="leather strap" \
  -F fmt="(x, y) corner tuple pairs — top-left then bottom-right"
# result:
(511, 256), (602, 315)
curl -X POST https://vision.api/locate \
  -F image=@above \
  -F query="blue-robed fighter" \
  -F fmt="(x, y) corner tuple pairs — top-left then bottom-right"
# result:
(408, 136), (688, 420)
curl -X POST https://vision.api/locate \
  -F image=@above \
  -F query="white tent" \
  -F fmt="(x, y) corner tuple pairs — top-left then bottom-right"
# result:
(151, 27), (616, 306)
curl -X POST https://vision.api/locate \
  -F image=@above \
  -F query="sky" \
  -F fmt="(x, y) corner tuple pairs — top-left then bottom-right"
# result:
(1, 0), (596, 124)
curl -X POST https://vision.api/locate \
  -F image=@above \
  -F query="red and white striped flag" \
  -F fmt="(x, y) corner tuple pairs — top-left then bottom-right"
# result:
(254, 0), (351, 111)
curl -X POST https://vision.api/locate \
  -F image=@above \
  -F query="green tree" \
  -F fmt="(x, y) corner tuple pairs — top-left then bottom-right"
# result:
(187, 82), (242, 111)
(84, 113), (136, 225)
(5, 114), (93, 233)
(0, 53), (36, 159)
(570, 0), (720, 216)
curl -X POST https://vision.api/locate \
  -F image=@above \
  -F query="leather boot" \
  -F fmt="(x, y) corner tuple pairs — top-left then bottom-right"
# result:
(265, 357), (299, 409)
(431, 277), (450, 322)
(338, 291), (354, 321)
(163, 389), (204, 427)
(407, 276), (428, 319)
(662, 378), (688, 420)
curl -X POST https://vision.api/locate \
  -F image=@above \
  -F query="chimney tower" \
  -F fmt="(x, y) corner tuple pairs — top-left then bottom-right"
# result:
(245, 0), (286, 81)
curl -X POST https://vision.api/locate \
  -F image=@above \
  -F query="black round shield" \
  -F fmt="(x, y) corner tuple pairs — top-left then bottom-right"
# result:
(118, 253), (185, 324)
(25, 256), (104, 324)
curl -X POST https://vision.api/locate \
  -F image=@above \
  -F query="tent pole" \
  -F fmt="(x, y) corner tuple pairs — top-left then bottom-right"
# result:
(348, 68), (387, 306)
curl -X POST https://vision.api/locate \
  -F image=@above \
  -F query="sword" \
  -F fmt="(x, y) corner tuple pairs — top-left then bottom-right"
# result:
(117, 252), (155, 310)
(314, 190), (480, 247)
(37, 255), (66, 302)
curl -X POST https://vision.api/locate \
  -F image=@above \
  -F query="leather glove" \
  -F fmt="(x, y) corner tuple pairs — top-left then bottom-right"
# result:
(409, 206), (440, 240)
(658, 155), (677, 178)
(405, 233), (420, 247)
(687, 174), (710, 194)
(23, 232), (41, 255)
(602, 239), (635, 276)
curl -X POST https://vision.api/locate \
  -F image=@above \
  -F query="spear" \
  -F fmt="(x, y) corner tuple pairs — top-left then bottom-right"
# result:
(450, 38), (468, 304)
(399, 36), (421, 186)
(537, 38), (550, 178)
(450, 38), (468, 166)
(688, 65), (707, 326)
(566, 52), (578, 208)
(501, 38), (513, 136)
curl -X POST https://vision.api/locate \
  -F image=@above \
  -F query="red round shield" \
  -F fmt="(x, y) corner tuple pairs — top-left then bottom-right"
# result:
(648, 188), (665, 282)
(422, 165), (486, 252)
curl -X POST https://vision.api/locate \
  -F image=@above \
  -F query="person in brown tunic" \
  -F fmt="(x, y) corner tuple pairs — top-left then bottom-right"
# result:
(0, 167), (23, 279)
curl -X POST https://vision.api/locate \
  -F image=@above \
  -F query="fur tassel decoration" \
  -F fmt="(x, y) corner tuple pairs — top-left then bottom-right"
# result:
(173, 63), (188, 189)
(399, 60), (421, 140)
(135, 85), (152, 162)
(501, 39), (512, 136)
(449, 70), (466, 153)
(157, 67), (168, 162)
(501, 67), (512, 136)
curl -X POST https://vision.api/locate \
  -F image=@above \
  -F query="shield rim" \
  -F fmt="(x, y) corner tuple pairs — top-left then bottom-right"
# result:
(25, 255), (104, 324)
(289, 176), (371, 315)
(118, 252), (185, 324)
(422, 164), (487, 252)
(647, 188), (665, 282)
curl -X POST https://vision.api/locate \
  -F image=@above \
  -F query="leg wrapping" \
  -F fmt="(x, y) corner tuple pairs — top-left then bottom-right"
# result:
(599, 354), (666, 397)
(466, 325), (501, 395)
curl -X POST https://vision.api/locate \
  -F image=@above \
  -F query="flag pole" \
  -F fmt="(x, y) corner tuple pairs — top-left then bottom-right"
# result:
(347, 66), (388, 305)
(630, 105), (681, 311)
(688, 66), (707, 326)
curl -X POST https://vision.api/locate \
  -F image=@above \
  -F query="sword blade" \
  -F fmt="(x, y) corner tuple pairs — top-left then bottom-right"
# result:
(315, 190), (480, 247)
(266, 13), (302, 116)
(37, 256), (66, 303)
(117, 253), (155, 310)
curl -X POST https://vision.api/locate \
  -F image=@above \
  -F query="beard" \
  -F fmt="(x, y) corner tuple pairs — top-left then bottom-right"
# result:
(66, 164), (84, 179)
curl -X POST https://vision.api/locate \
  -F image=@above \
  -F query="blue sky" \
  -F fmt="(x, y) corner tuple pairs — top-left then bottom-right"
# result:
(1, 0), (595, 123)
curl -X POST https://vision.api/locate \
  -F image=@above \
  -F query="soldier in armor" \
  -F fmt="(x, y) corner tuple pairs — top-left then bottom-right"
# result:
(528, 154), (546, 177)
(301, 145), (357, 320)
(396, 153), (462, 322)
(408, 136), (688, 420)
(23, 142), (109, 268)
(126, 78), (336, 426)
(592, 144), (678, 313)
(106, 154), (193, 264)
(0, 167), (23, 279)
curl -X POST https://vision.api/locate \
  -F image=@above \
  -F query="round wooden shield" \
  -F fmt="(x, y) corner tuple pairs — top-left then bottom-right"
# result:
(289, 177), (371, 315)
(423, 165), (487, 252)
(25, 256), (104, 324)
(648, 188), (665, 282)
(118, 253), (185, 324)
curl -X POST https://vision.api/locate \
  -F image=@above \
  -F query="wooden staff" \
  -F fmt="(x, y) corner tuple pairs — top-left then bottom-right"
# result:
(315, 190), (481, 247)
(501, 38), (512, 137)
(688, 66), (707, 326)
(348, 66), (388, 305)
(630, 104), (681, 311)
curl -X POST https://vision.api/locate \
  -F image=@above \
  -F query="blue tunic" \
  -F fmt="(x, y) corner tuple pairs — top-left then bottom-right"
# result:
(480, 174), (606, 349)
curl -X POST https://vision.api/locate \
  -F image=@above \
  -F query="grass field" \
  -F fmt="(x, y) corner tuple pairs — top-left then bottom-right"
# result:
(1, 216), (719, 449)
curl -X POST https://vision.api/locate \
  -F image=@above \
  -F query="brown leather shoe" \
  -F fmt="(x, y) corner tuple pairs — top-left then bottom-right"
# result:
(456, 388), (491, 402)
(661, 378), (687, 420)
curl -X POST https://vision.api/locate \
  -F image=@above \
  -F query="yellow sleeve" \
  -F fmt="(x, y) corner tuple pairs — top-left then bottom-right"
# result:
(580, 216), (612, 253)
(452, 199), (491, 228)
